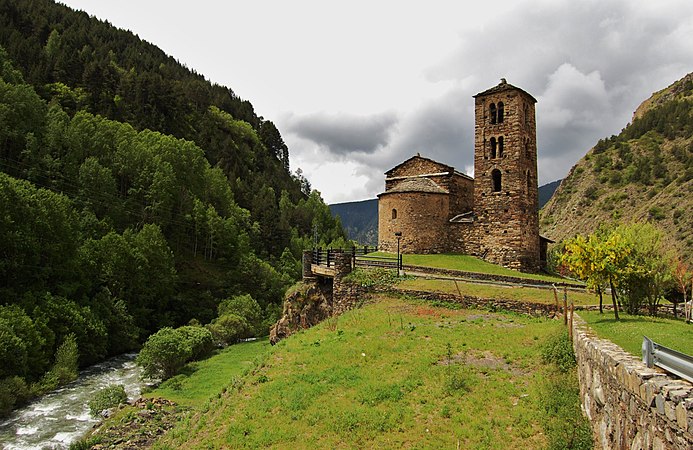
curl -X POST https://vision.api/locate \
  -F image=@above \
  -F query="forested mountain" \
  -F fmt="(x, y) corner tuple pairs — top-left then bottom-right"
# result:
(538, 179), (561, 209)
(0, 0), (346, 415)
(329, 199), (378, 246)
(540, 72), (693, 259)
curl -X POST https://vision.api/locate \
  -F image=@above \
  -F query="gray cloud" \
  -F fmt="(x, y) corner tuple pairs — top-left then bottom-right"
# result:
(287, 0), (693, 201)
(423, 0), (693, 184)
(285, 111), (398, 155)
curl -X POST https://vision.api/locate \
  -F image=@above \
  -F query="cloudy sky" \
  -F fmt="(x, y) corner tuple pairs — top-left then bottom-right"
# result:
(61, 0), (693, 204)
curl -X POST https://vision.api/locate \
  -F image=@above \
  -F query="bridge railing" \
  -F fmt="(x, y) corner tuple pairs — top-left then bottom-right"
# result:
(312, 246), (402, 271)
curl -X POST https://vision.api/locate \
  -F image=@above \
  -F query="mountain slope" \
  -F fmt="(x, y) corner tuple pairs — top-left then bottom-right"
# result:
(538, 179), (561, 209)
(540, 73), (693, 259)
(329, 198), (378, 245)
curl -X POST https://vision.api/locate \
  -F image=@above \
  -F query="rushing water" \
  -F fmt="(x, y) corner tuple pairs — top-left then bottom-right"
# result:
(0, 353), (147, 450)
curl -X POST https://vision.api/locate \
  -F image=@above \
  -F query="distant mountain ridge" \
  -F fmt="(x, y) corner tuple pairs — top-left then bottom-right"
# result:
(540, 72), (693, 259)
(539, 180), (561, 209)
(330, 180), (562, 246)
(329, 199), (378, 246)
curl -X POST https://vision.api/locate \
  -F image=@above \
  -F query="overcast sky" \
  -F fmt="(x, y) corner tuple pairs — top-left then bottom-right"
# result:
(61, 0), (693, 204)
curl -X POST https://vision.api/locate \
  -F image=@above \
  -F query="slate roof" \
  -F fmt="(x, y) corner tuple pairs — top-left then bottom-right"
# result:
(385, 177), (448, 194)
(384, 155), (454, 177)
(474, 79), (537, 103)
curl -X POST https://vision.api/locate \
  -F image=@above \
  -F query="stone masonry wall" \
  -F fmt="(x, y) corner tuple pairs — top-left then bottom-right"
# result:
(473, 83), (540, 271)
(572, 314), (693, 449)
(379, 191), (450, 254)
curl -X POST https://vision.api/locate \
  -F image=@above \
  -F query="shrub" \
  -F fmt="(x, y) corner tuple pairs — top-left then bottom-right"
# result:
(0, 376), (30, 417)
(136, 327), (192, 380)
(36, 333), (79, 391)
(218, 294), (263, 335)
(206, 314), (251, 346)
(176, 325), (214, 360)
(88, 385), (128, 417)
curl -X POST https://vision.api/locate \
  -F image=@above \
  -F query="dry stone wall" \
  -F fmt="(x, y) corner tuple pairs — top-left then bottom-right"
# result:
(572, 314), (693, 449)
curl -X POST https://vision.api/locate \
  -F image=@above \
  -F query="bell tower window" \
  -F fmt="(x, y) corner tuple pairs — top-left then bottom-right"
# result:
(498, 102), (504, 123)
(492, 169), (502, 192)
(392, 208), (397, 219)
(490, 137), (497, 158)
(490, 103), (497, 124)
(498, 136), (504, 158)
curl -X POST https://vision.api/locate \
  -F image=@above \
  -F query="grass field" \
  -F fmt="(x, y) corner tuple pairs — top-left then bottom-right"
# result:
(154, 294), (569, 449)
(146, 338), (271, 408)
(397, 277), (599, 306)
(578, 311), (693, 356)
(371, 252), (570, 283)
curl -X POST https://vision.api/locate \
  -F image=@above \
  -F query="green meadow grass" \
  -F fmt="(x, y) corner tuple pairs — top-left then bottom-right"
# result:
(155, 294), (566, 449)
(370, 252), (571, 283)
(146, 338), (271, 408)
(397, 277), (598, 307)
(578, 311), (693, 356)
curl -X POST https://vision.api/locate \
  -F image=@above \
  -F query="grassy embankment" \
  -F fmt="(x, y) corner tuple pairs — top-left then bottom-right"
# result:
(579, 311), (693, 356)
(372, 252), (569, 283)
(145, 338), (271, 408)
(152, 294), (573, 449)
(397, 277), (597, 307)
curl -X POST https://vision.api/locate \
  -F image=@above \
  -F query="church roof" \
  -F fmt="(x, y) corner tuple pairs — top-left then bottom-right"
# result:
(386, 177), (448, 194)
(384, 154), (454, 176)
(474, 78), (537, 103)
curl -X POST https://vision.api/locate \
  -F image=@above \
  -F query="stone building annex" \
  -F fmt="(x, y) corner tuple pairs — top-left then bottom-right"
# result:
(378, 79), (551, 272)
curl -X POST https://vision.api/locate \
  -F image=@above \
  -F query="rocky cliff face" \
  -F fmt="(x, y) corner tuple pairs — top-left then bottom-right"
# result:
(269, 282), (333, 345)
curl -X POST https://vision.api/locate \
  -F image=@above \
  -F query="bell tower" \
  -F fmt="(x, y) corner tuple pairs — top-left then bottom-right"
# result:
(472, 79), (540, 271)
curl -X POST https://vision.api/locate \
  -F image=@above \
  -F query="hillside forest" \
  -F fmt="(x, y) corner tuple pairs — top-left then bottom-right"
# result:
(0, 0), (347, 415)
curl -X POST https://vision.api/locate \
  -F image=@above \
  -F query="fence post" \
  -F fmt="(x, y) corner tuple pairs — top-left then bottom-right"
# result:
(563, 286), (568, 326)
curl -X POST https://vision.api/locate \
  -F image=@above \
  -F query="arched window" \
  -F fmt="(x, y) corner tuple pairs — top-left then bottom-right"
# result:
(392, 208), (397, 219)
(490, 103), (497, 124)
(492, 169), (502, 192)
(490, 137), (497, 159)
(525, 140), (530, 158)
(498, 136), (504, 158)
(498, 102), (504, 123)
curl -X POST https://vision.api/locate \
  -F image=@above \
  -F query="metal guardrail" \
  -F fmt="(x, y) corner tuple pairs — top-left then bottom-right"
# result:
(642, 336), (693, 383)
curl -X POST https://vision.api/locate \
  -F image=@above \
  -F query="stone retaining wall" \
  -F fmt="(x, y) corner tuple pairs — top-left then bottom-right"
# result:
(402, 265), (584, 289)
(388, 288), (559, 317)
(571, 314), (693, 449)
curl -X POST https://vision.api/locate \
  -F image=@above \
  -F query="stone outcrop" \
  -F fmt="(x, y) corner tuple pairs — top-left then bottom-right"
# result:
(269, 282), (332, 345)
(572, 314), (693, 449)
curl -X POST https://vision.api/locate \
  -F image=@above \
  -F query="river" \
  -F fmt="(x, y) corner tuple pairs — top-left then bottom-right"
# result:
(0, 353), (147, 450)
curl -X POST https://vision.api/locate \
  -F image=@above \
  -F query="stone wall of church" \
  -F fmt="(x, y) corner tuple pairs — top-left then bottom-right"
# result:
(378, 191), (450, 254)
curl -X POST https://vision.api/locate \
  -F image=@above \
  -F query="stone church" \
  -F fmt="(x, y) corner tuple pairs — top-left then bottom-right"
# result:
(378, 79), (550, 272)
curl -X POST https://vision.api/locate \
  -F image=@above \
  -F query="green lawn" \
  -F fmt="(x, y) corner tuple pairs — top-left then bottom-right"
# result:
(397, 277), (599, 307)
(146, 338), (271, 408)
(370, 252), (571, 283)
(155, 295), (567, 449)
(578, 310), (693, 356)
